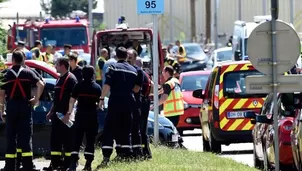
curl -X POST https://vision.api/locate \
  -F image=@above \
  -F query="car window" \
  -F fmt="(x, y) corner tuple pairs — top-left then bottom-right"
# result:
(32, 68), (55, 79)
(223, 70), (266, 98)
(181, 74), (209, 91)
(280, 93), (295, 117)
(217, 50), (232, 62)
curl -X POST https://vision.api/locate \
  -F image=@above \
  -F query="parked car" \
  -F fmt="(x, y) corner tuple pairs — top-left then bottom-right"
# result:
(172, 43), (209, 72)
(5, 60), (58, 79)
(290, 92), (302, 171)
(178, 70), (210, 135)
(207, 47), (233, 68)
(246, 93), (296, 170)
(193, 61), (266, 153)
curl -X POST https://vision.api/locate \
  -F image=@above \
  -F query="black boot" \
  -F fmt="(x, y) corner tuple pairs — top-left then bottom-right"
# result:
(82, 161), (92, 171)
(1, 158), (17, 171)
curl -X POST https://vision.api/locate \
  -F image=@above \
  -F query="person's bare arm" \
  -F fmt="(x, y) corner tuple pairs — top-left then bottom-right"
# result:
(68, 98), (76, 114)
(32, 80), (44, 104)
(100, 84), (110, 99)
(0, 89), (5, 113)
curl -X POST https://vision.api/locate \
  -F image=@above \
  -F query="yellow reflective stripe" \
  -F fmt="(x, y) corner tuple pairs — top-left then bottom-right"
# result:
(5, 154), (17, 158)
(51, 151), (62, 156)
(17, 149), (22, 153)
(65, 152), (71, 157)
(22, 152), (33, 157)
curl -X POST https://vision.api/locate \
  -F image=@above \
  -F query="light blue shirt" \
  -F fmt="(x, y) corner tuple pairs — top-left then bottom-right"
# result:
(102, 58), (117, 86)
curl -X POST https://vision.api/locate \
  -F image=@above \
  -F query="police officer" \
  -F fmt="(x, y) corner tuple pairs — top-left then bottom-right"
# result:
(68, 54), (83, 82)
(135, 59), (152, 159)
(98, 47), (137, 167)
(0, 50), (45, 171)
(68, 66), (102, 171)
(45, 58), (77, 171)
(127, 49), (143, 158)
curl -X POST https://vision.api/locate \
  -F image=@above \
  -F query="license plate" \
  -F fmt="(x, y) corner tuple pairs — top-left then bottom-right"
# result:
(227, 111), (245, 119)
(172, 134), (178, 142)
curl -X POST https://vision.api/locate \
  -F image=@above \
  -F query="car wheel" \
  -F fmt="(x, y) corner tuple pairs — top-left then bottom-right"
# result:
(178, 129), (184, 136)
(202, 136), (210, 152)
(209, 130), (221, 154)
(253, 145), (263, 169)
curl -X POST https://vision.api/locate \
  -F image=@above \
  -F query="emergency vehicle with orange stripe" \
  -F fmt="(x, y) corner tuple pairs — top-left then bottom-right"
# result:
(193, 61), (266, 153)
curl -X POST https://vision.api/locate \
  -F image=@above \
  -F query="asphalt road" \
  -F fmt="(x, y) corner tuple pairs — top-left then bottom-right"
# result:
(0, 129), (254, 170)
(182, 129), (254, 167)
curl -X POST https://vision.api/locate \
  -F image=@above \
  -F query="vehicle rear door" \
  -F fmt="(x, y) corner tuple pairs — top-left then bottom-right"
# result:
(219, 63), (266, 132)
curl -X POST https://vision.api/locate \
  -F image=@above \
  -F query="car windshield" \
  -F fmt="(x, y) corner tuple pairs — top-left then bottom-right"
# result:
(181, 74), (209, 91)
(217, 50), (233, 62)
(185, 44), (203, 56)
(40, 27), (88, 47)
(223, 70), (266, 98)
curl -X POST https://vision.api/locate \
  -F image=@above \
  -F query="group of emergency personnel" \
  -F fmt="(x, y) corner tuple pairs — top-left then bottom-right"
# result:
(0, 33), (186, 171)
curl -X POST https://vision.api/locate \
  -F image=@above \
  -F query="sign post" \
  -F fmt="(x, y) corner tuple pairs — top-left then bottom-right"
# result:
(246, 1), (301, 170)
(137, 0), (164, 145)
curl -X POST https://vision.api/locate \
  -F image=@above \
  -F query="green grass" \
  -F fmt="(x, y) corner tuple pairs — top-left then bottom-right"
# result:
(78, 145), (259, 171)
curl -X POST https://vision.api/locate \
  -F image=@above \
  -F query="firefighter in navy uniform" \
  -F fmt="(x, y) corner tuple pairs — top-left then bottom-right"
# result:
(97, 47), (137, 168)
(136, 59), (153, 159)
(44, 58), (77, 171)
(68, 54), (83, 82)
(1, 49), (44, 171)
(127, 49), (143, 158)
(67, 66), (102, 171)
(0, 50), (45, 171)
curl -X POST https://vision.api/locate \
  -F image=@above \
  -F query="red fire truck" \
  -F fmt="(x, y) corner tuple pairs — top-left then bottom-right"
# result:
(90, 21), (164, 83)
(7, 16), (90, 53)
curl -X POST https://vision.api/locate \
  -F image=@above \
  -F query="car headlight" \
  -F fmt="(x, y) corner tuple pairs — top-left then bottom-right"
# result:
(184, 102), (189, 109)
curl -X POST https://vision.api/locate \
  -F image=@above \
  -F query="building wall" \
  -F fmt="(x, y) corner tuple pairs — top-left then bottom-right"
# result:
(104, 0), (302, 43)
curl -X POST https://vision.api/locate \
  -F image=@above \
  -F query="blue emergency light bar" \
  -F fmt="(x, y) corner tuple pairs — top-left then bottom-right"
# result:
(75, 16), (80, 22)
(45, 18), (49, 24)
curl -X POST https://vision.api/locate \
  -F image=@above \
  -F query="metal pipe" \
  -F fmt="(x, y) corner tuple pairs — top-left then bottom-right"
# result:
(88, 0), (93, 40)
(214, 0), (218, 49)
(271, 0), (279, 170)
(152, 14), (159, 146)
(169, 0), (173, 43)
(290, 0), (294, 24)
(238, 0), (242, 20)
(16, 13), (19, 42)
(263, 0), (267, 15)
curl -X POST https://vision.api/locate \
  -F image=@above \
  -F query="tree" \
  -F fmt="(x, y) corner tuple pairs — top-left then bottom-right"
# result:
(0, 25), (7, 56)
(41, 0), (97, 17)
(0, 0), (7, 3)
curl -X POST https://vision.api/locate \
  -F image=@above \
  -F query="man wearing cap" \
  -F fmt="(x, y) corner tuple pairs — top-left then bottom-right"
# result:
(63, 44), (72, 57)
(31, 40), (43, 61)
(17, 41), (30, 53)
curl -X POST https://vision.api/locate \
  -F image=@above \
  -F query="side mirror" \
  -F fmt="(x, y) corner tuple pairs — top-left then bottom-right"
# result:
(255, 115), (273, 124)
(244, 111), (256, 119)
(192, 89), (204, 99)
(234, 50), (242, 61)
(204, 49), (209, 54)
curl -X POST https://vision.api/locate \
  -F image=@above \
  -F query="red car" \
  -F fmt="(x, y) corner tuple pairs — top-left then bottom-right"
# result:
(178, 70), (210, 135)
(246, 93), (296, 170)
(5, 60), (59, 79)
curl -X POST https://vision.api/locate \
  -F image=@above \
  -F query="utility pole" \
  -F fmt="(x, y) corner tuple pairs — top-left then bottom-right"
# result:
(290, 0), (294, 24)
(238, 0), (242, 20)
(169, 0), (174, 43)
(88, 0), (93, 40)
(190, 0), (196, 42)
(205, 0), (211, 44)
